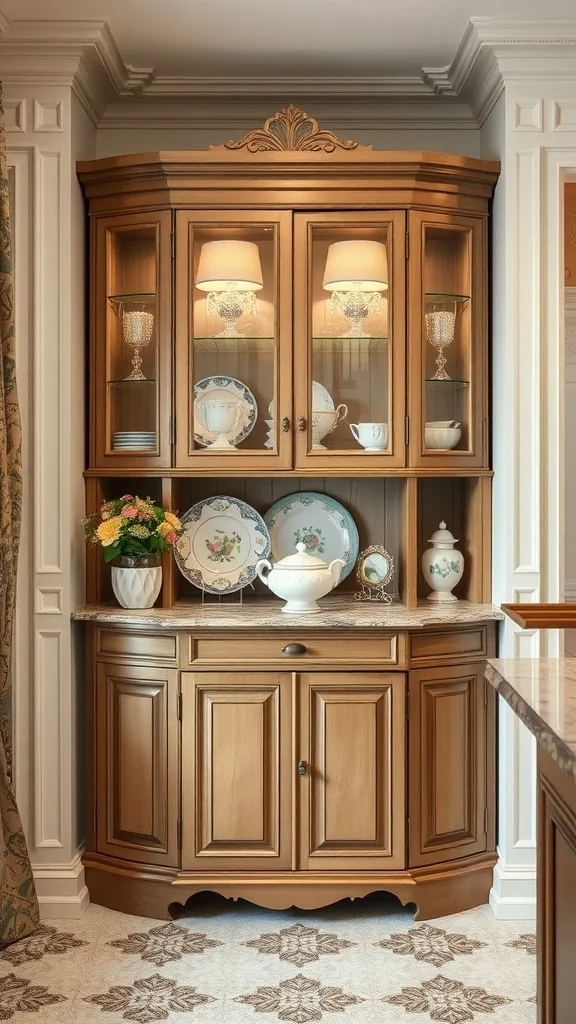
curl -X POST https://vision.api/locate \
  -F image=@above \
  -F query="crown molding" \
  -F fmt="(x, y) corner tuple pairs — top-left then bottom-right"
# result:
(2, 16), (576, 131)
(99, 96), (477, 132)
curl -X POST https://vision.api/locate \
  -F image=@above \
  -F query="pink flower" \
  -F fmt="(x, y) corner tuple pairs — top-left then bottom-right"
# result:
(208, 542), (222, 553)
(165, 531), (178, 545)
(121, 505), (139, 518)
(120, 494), (133, 501)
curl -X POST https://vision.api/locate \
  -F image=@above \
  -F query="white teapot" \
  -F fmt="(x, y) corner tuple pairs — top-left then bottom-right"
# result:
(255, 542), (345, 614)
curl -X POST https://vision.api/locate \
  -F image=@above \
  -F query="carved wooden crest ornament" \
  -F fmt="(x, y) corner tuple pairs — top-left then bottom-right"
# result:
(211, 104), (370, 153)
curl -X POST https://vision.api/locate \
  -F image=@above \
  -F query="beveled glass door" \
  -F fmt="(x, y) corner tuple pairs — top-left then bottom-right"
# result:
(175, 210), (292, 470)
(93, 211), (173, 468)
(293, 212), (406, 470)
(408, 211), (486, 468)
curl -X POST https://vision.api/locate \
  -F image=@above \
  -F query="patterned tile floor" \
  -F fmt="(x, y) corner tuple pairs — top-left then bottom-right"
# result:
(0, 893), (536, 1023)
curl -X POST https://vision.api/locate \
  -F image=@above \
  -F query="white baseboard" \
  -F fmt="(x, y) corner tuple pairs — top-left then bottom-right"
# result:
(489, 858), (537, 921)
(32, 852), (90, 920)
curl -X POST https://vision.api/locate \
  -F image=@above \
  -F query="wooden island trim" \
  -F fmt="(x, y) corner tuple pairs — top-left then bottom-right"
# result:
(502, 602), (576, 629)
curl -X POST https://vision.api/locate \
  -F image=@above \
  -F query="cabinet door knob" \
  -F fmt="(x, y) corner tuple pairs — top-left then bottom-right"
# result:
(282, 416), (290, 432)
(298, 417), (307, 432)
(298, 760), (308, 776)
(281, 642), (307, 656)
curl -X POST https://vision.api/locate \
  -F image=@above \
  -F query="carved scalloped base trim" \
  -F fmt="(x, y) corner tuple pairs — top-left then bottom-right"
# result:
(84, 852), (497, 924)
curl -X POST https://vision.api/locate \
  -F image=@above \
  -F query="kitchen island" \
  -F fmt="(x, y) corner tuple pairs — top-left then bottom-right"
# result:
(486, 658), (576, 1024)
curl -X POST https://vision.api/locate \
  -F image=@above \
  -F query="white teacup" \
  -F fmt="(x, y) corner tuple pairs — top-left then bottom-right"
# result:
(197, 399), (245, 450)
(311, 404), (348, 450)
(350, 422), (388, 451)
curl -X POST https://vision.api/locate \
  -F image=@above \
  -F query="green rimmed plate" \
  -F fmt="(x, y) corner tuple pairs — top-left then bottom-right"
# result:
(264, 491), (359, 583)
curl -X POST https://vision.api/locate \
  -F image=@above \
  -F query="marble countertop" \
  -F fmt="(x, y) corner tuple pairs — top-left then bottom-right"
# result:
(487, 659), (576, 783)
(72, 597), (503, 631)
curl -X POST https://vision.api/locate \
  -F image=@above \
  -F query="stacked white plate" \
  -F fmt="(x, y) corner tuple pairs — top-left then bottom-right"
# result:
(112, 431), (156, 450)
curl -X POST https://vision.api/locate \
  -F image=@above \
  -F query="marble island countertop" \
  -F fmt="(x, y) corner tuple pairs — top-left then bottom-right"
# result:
(487, 658), (576, 783)
(72, 597), (503, 631)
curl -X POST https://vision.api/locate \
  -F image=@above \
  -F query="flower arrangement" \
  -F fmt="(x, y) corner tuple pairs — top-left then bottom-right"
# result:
(83, 495), (182, 564)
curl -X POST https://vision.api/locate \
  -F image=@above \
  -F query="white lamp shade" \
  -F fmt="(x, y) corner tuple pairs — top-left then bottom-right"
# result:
(323, 239), (388, 292)
(195, 239), (264, 292)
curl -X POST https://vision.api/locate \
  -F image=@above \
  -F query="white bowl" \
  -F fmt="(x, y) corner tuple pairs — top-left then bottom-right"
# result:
(425, 420), (462, 450)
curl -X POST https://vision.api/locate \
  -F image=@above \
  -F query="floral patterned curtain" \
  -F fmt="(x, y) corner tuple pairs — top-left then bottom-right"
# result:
(0, 83), (39, 946)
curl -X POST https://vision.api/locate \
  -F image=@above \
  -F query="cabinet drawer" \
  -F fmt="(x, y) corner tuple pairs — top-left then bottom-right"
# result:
(184, 633), (404, 668)
(96, 629), (178, 664)
(409, 627), (487, 666)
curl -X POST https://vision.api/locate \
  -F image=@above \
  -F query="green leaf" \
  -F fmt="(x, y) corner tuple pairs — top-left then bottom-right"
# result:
(103, 545), (120, 563)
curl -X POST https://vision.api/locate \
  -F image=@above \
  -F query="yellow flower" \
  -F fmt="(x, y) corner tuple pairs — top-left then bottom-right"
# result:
(156, 520), (173, 538)
(96, 516), (122, 547)
(164, 511), (182, 532)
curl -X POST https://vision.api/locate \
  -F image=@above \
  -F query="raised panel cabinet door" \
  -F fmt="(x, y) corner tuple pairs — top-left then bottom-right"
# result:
(181, 673), (292, 870)
(299, 673), (406, 870)
(96, 662), (179, 865)
(409, 663), (487, 867)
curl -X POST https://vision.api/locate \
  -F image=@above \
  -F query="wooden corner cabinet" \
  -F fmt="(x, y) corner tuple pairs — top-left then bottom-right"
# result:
(76, 107), (500, 920)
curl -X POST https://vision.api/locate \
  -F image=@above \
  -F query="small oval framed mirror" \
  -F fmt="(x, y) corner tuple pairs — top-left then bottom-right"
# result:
(355, 545), (394, 602)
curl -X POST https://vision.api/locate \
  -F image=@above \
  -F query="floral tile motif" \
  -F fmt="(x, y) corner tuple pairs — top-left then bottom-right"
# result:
(0, 973), (66, 1018)
(506, 933), (537, 956)
(384, 974), (512, 1023)
(0, 924), (88, 966)
(85, 973), (215, 1022)
(235, 973), (364, 1022)
(244, 923), (356, 968)
(108, 922), (223, 966)
(376, 923), (488, 967)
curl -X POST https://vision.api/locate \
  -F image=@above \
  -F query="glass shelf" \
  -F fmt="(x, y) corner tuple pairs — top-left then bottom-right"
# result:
(425, 378), (469, 389)
(424, 292), (470, 304)
(107, 378), (156, 389)
(312, 336), (388, 349)
(193, 337), (275, 352)
(108, 291), (156, 306)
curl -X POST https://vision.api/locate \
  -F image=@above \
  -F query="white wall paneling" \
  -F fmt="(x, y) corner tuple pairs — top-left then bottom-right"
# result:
(481, 42), (576, 914)
(6, 86), (96, 918)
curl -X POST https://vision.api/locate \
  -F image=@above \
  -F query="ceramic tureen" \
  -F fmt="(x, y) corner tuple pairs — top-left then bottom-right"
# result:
(255, 542), (345, 614)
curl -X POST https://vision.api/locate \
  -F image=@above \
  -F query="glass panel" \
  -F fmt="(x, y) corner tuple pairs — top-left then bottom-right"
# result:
(106, 224), (159, 454)
(309, 224), (390, 454)
(423, 225), (472, 453)
(191, 223), (277, 453)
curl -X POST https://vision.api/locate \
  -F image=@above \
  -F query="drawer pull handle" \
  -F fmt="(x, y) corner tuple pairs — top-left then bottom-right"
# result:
(298, 760), (308, 776)
(282, 642), (307, 656)
(298, 417), (307, 432)
(282, 416), (290, 432)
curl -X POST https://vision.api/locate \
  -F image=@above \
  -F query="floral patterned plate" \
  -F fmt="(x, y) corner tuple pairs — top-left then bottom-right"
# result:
(175, 496), (271, 594)
(264, 491), (359, 583)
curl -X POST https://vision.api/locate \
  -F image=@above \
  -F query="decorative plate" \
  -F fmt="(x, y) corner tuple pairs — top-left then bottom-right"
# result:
(193, 376), (257, 447)
(312, 380), (334, 412)
(175, 496), (271, 595)
(264, 491), (359, 583)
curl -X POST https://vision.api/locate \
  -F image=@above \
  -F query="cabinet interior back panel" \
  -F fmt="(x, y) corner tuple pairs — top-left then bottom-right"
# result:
(174, 477), (404, 600)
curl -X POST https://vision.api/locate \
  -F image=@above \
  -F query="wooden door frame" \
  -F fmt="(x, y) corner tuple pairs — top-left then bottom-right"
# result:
(174, 209), (293, 471)
(407, 209), (487, 469)
(92, 210), (173, 470)
(293, 211), (407, 472)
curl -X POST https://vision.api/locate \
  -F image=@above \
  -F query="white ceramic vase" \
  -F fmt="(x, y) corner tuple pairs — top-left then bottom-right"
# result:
(111, 556), (162, 609)
(421, 521), (464, 603)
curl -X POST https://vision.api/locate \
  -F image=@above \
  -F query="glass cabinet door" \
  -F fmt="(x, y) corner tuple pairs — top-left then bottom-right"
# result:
(175, 211), (292, 470)
(293, 212), (406, 470)
(93, 211), (173, 468)
(409, 211), (486, 468)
